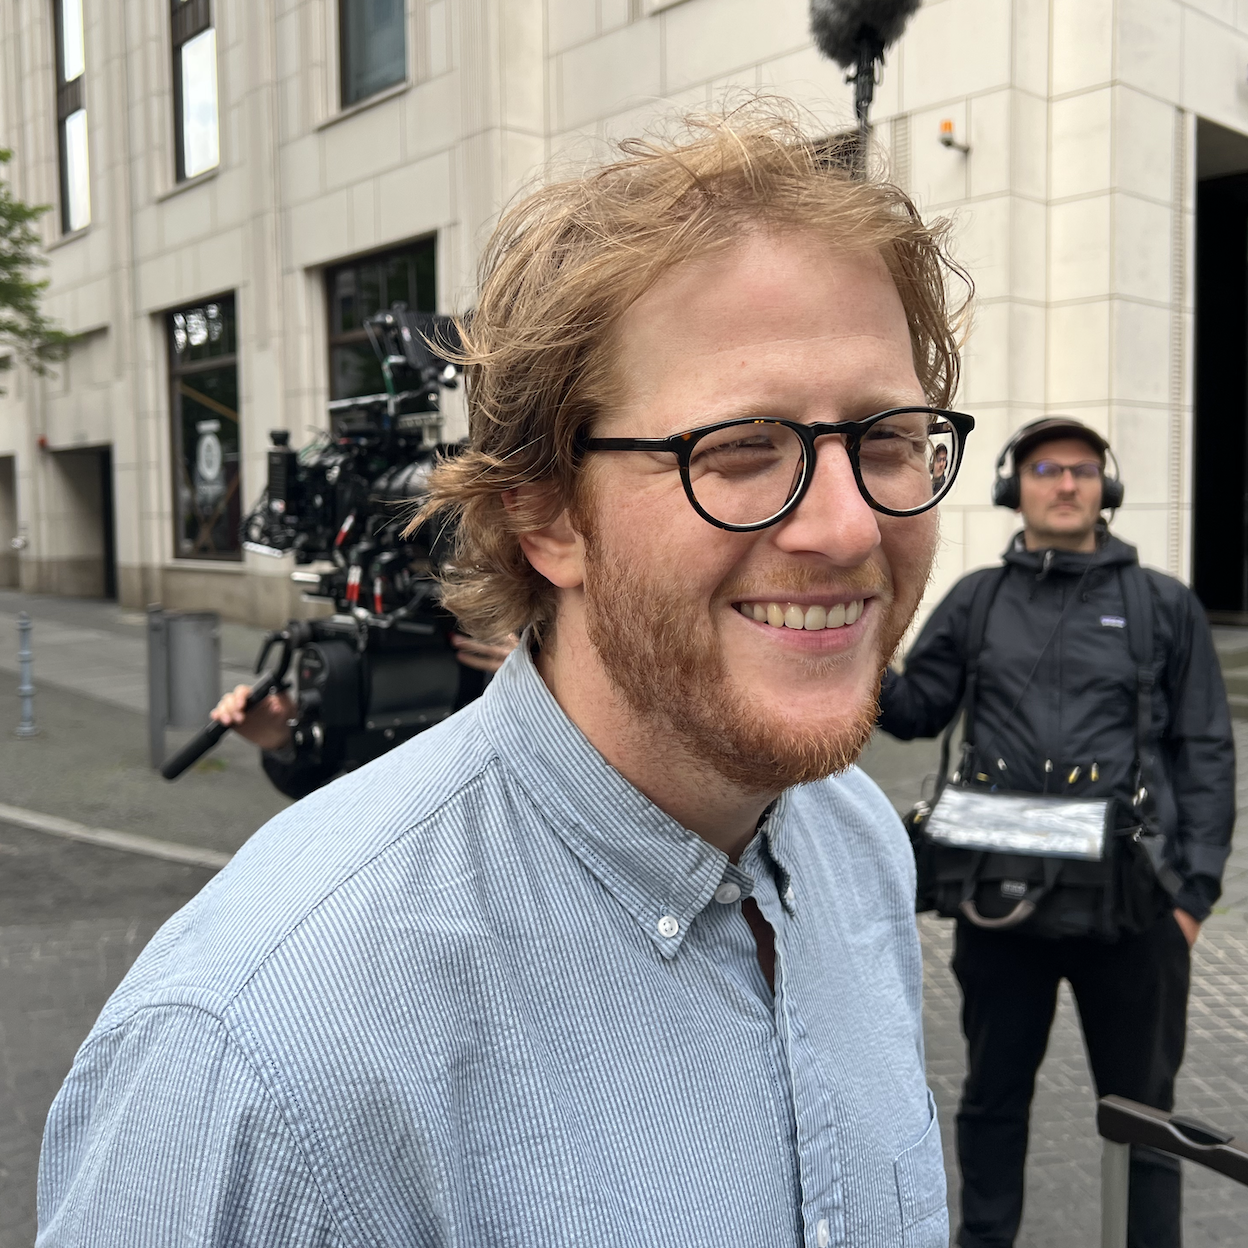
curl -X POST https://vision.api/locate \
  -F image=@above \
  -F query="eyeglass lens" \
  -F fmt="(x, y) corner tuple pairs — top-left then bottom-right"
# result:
(1028, 460), (1101, 481)
(685, 413), (957, 526)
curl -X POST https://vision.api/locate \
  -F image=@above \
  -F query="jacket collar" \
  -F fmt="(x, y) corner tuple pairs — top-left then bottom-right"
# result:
(477, 641), (786, 958)
(1002, 529), (1139, 578)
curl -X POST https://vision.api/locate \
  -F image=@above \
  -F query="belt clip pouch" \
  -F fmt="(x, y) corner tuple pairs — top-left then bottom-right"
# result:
(922, 788), (1112, 935)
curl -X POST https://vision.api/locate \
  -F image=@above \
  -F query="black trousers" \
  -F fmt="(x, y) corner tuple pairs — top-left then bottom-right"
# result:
(951, 913), (1191, 1248)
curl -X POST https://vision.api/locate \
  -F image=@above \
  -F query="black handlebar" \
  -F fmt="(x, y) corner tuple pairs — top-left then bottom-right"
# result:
(1097, 1096), (1248, 1186)
(160, 627), (300, 781)
(160, 672), (283, 780)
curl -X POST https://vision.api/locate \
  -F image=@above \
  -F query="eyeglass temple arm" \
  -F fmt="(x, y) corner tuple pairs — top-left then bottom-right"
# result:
(582, 437), (681, 450)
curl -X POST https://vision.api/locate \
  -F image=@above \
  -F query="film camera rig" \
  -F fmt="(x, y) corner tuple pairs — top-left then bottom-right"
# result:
(162, 306), (482, 783)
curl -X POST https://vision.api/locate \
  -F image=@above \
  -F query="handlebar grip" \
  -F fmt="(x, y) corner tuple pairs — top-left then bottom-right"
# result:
(160, 720), (229, 780)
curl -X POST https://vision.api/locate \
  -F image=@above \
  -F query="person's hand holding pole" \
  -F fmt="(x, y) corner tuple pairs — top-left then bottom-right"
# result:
(211, 685), (298, 752)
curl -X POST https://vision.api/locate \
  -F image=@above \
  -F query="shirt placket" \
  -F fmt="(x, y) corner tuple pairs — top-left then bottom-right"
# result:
(746, 851), (844, 1248)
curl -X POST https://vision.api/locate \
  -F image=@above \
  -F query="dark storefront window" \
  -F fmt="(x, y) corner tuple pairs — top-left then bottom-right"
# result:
(169, 295), (240, 559)
(326, 239), (436, 400)
(340, 0), (407, 108)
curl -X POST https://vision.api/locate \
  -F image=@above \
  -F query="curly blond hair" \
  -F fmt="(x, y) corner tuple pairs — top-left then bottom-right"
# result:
(414, 103), (971, 644)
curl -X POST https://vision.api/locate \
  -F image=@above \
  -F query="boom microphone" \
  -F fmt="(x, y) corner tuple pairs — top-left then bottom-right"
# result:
(809, 0), (921, 67)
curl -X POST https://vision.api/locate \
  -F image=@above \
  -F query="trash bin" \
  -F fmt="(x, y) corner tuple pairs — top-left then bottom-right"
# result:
(148, 606), (221, 767)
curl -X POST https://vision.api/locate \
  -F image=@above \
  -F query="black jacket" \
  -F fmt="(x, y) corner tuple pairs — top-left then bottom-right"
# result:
(878, 532), (1235, 921)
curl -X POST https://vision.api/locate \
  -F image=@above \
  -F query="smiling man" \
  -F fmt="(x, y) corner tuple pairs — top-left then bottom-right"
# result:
(39, 111), (972, 1248)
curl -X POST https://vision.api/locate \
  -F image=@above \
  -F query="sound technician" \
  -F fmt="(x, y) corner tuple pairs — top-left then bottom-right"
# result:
(879, 417), (1235, 1248)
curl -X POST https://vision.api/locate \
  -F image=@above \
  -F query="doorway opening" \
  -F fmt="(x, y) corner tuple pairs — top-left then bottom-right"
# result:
(0, 456), (17, 588)
(99, 445), (116, 599)
(1193, 118), (1248, 618)
(48, 445), (116, 599)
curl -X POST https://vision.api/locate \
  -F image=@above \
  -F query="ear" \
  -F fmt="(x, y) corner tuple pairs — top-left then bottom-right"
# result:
(505, 489), (586, 590)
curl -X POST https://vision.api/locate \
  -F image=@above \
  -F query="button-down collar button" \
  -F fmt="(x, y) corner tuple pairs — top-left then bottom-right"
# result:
(713, 882), (741, 905)
(816, 1218), (830, 1247)
(657, 914), (679, 938)
(784, 884), (796, 906)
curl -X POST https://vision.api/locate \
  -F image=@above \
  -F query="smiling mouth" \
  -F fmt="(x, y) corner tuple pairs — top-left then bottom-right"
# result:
(734, 599), (866, 631)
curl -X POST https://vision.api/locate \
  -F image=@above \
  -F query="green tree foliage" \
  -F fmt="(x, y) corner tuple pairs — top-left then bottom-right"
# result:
(0, 147), (72, 393)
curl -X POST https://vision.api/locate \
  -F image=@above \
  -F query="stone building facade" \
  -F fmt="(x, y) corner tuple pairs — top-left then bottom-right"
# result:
(1, 0), (1247, 626)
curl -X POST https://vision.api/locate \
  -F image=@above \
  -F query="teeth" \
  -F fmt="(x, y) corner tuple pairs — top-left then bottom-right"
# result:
(737, 599), (866, 632)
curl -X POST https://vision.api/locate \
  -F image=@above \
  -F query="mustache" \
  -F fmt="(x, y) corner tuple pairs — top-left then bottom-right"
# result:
(719, 561), (891, 602)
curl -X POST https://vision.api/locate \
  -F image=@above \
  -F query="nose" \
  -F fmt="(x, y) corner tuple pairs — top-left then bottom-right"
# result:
(770, 435), (881, 566)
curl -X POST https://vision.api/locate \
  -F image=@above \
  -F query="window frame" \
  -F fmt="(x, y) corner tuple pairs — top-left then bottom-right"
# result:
(338, 0), (409, 110)
(167, 294), (242, 562)
(170, 0), (218, 183)
(325, 238), (437, 402)
(52, 0), (90, 234)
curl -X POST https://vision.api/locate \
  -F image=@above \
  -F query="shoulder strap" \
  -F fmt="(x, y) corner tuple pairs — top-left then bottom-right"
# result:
(934, 566), (1009, 788)
(1118, 564), (1184, 898)
(1118, 563), (1156, 772)
(960, 566), (1010, 753)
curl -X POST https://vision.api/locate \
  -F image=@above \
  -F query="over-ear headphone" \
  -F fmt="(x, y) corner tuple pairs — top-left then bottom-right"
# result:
(992, 418), (1124, 511)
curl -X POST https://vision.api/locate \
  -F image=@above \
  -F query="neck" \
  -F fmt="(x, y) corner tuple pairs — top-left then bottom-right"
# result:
(1023, 526), (1098, 553)
(534, 618), (772, 862)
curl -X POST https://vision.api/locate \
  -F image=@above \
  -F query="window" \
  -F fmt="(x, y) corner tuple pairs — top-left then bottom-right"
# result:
(169, 295), (240, 560)
(340, 0), (407, 108)
(326, 240), (435, 400)
(53, 0), (90, 232)
(171, 0), (219, 181)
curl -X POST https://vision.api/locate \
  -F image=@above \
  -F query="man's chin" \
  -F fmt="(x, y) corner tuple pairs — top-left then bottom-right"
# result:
(689, 670), (883, 792)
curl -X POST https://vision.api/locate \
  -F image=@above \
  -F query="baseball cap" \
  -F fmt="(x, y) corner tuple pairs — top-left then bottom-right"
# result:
(1009, 417), (1109, 467)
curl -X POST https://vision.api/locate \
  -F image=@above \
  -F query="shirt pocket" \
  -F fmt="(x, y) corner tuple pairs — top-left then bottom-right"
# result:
(893, 1089), (949, 1247)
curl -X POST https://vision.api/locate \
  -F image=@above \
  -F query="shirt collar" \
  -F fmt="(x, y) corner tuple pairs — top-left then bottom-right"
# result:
(477, 642), (783, 957)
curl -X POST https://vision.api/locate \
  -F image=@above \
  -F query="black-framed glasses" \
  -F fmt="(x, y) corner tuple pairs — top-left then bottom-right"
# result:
(1024, 459), (1102, 482)
(583, 407), (975, 532)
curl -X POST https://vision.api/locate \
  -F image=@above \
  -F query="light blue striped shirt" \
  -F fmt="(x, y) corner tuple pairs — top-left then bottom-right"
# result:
(38, 645), (945, 1247)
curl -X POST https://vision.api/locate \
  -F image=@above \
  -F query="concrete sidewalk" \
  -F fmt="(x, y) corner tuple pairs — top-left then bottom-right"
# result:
(0, 590), (289, 857)
(0, 588), (262, 714)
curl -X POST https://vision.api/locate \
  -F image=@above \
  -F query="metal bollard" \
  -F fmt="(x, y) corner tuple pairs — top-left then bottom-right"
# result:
(15, 611), (38, 738)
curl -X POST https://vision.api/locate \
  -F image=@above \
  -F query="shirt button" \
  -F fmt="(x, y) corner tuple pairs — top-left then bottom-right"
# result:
(657, 915), (679, 938)
(784, 884), (796, 905)
(816, 1218), (830, 1247)
(714, 882), (741, 904)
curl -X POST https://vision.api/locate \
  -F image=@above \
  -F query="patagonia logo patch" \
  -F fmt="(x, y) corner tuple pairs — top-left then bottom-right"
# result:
(1100, 615), (1127, 628)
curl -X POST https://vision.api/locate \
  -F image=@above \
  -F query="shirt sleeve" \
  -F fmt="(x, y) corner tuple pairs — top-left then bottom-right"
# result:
(37, 1003), (343, 1248)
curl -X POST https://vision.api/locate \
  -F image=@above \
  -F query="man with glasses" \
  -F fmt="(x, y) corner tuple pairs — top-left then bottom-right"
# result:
(40, 109), (972, 1247)
(879, 417), (1234, 1248)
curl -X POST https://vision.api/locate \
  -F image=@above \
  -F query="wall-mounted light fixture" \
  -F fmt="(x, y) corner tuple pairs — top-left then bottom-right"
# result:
(939, 119), (970, 154)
